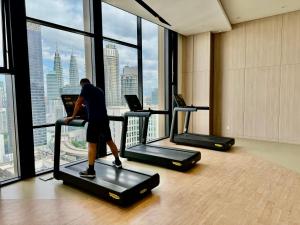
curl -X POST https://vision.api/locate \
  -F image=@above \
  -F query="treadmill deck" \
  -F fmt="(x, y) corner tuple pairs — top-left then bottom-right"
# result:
(58, 159), (159, 205)
(125, 144), (201, 171)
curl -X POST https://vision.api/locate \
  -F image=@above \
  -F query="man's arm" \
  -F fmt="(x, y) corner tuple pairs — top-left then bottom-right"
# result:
(64, 96), (84, 124)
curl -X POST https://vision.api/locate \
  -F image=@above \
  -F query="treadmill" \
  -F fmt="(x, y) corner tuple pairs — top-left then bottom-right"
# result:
(120, 95), (201, 172)
(170, 94), (235, 151)
(53, 95), (160, 206)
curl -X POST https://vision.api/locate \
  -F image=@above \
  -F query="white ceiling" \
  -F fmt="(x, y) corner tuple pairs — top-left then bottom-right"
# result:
(102, 0), (300, 36)
(221, 0), (300, 24)
(103, 0), (232, 35)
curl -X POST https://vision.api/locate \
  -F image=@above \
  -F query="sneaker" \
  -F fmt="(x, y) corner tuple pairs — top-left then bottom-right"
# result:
(112, 160), (122, 169)
(79, 169), (96, 178)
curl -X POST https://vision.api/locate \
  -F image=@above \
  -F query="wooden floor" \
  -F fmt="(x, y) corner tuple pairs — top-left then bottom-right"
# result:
(1, 139), (300, 225)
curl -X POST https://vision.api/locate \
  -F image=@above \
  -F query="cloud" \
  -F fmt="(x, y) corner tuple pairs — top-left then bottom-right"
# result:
(26, 0), (87, 31)
(102, 3), (137, 44)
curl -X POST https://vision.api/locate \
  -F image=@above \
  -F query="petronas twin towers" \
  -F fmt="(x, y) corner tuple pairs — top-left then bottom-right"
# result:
(47, 48), (79, 100)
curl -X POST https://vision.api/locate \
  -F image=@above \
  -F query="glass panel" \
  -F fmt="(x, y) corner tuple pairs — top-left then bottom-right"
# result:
(34, 126), (86, 172)
(142, 19), (166, 140)
(103, 41), (139, 147)
(27, 22), (93, 128)
(25, 0), (91, 32)
(102, 3), (137, 45)
(0, 75), (18, 182)
(0, 0), (4, 67)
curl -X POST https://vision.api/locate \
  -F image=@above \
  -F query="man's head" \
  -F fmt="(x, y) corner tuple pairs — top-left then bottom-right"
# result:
(80, 78), (91, 87)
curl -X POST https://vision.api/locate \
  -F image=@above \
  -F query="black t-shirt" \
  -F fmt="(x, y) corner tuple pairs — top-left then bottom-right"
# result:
(79, 83), (108, 123)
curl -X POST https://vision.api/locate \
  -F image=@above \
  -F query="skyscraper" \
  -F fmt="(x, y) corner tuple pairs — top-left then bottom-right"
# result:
(69, 53), (79, 86)
(46, 72), (60, 100)
(151, 88), (158, 105)
(121, 66), (138, 105)
(27, 23), (47, 146)
(103, 44), (119, 106)
(0, 81), (5, 108)
(54, 47), (63, 90)
(5, 76), (17, 157)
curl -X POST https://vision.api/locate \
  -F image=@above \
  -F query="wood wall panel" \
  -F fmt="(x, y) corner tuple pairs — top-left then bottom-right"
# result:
(279, 64), (300, 143)
(282, 11), (300, 65)
(245, 16), (282, 68)
(192, 71), (210, 106)
(182, 72), (193, 105)
(181, 33), (211, 134)
(182, 72), (194, 131)
(244, 67), (280, 141)
(212, 11), (300, 144)
(182, 36), (194, 73)
(192, 111), (210, 135)
(219, 24), (246, 70)
(214, 69), (245, 137)
(193, 32), (210, 72)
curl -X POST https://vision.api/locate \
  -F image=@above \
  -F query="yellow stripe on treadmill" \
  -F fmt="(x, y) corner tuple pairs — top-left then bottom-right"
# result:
(215, 144), (223, 148)
(172, 161), (182, 166)
(109, 192), (120, 200)
(140, 188), (147, 194)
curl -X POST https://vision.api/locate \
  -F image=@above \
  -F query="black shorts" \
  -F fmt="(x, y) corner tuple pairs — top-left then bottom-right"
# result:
(86, 120), (112, 143)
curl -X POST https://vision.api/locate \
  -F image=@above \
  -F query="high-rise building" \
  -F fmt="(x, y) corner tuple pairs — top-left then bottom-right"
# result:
(46, 72), (60, 100)
(121, 66), (138, 105)
(0, 81), (6, 108)
(27, 23), (47, 146)
(54, 47), (63, 90)
(0, 109), (7, 133)
(151, 88), (158, 105)
(103, 44), (119, 106)
(69, 53), (79, 86)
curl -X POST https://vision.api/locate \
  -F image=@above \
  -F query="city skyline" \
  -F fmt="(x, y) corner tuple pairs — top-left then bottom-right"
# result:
(25, 1), (160, 99)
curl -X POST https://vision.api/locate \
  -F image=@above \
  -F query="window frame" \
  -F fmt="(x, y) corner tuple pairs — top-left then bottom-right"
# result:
(0, 0), (21, 184)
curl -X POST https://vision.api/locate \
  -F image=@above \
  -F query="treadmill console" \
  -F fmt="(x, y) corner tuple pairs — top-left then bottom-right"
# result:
(124, 95), (143, 111)
(174, 94), (187, 107)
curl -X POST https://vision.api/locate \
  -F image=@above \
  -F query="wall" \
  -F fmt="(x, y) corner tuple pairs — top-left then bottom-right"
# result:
(213, 10), (300, 144)
(179, 32), (211, 134)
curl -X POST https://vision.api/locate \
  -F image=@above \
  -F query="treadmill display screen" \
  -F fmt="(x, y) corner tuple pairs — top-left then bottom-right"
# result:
(174, 94), (187, 107)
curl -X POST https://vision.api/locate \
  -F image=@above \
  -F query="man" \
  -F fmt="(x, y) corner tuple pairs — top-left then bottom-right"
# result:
(64, 78), (122, 178)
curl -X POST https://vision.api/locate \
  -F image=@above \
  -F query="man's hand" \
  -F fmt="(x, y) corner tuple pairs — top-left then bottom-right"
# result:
(64, 116), (74, 124)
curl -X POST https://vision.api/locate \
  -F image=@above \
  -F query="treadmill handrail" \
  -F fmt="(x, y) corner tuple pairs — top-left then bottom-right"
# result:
(173, 107), (197, 112)
(124, 111), (151, 117)
(108, 115), (124, 122)
(174, 106), (209, 112)
(56, 118), (87, 127)
(124, 109), (168, 117)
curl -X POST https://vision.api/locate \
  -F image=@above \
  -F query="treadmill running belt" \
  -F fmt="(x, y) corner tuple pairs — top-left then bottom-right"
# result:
(128, 145), (197, 161)
(64, 161), (150, 189)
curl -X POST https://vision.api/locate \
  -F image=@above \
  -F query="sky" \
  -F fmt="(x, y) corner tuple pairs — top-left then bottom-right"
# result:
(25, 0), (160, 98)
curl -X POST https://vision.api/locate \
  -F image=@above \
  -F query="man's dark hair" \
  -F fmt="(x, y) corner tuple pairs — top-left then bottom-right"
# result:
(80, 78), (91, 86)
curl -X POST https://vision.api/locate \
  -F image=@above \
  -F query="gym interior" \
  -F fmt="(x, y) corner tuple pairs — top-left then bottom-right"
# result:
(1, 0), (300, 224)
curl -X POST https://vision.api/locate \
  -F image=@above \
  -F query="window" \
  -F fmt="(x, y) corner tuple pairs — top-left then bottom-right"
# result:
(26, 0), (93, 173)
(102, 3), (137, 44)
(0, 1), (19, 183)
(27, 23), (92, 126)
(142, 19), (166, 141)
(25, 0), (91, 32)
(102, 3), (140, 147)
(102, 3), (167, 147)
(0, 75), (18, 182)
